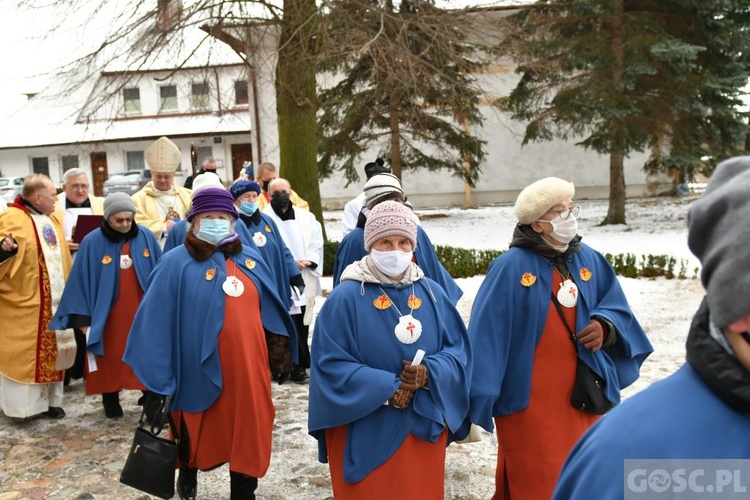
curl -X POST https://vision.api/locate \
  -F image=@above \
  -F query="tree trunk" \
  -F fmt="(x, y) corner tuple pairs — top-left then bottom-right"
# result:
(389, 88), (402, 180)
(276, 0), (326, 239)
(603, 152), (627, 224)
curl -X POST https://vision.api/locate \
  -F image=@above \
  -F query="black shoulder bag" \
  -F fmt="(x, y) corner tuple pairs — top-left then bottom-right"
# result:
(550, 292), (615, 415)
(120, 395), (179, 499)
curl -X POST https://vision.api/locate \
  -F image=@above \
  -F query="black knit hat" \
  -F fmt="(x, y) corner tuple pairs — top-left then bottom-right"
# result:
(364, 158), (391, 179)
(688, 156), (750, 329)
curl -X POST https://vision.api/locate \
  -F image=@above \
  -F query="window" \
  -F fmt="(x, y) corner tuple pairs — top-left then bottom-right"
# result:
(159, 84), (178, 112)
(191, 82), (210, 110)
(62, 155), (79, 171)
(124, 88), (141, 114)
(234, 80), (249, 105)
(126, 151), (146, 170)
(32, 157), (49, 176)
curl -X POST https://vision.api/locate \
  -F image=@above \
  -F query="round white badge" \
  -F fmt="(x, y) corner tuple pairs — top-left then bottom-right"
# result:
(557, 279), (579, 308)
(252, 231), (267, 247)
(120, 255), (133, 270)
(222, 276), (245, 297)
(394, 314), (423, 344)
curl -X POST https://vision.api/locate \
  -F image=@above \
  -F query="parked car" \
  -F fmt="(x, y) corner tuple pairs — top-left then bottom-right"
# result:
(0, 176), (24, 203)
(103, 169), (151, 196)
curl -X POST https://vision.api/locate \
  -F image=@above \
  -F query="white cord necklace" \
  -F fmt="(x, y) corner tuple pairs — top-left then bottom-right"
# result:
(377, 284), (423, 344)
(211, 257), (245, 298)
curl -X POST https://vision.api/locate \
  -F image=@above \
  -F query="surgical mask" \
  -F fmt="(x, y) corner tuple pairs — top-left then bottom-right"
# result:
(196, 219), (232, 245)
(239, 201), (258, 216)
(370, 249), (414, 277)
(270, 192), (291, 212)
(538, 214), (578, 244)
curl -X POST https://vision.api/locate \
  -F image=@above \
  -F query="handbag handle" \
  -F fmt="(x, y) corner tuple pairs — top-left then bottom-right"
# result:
(550, 291), (579, 350)
(137, 395), (177, 438)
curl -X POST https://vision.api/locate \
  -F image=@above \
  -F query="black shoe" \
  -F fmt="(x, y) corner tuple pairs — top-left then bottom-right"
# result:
(276, 371), (291, 385)
(102, 392), (123, 418)
(44, 407), (66, 419)
(230, 471), (258, 500)
(290, 368), (308, 383)
(177, 467), (198, 500)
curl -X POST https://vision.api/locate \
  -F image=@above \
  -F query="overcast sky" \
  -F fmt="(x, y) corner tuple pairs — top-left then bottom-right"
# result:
(0, 0), (517, 118)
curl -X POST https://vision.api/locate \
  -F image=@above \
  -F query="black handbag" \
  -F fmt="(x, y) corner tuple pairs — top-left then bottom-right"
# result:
(120, 396), (178, 499)
(550, 292), (615, 415)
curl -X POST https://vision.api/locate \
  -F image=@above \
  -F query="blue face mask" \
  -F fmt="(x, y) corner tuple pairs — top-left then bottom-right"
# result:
(239, 201), (258, 216)
(196, 218), (232, 245)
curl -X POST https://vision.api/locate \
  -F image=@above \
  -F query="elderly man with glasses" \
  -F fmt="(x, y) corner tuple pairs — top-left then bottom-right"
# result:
(461, 176), (653, 500)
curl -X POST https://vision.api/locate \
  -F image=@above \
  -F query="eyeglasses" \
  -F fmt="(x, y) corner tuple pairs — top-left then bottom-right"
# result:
(742, 332), (750, 345)
(547, 206), (580, 220)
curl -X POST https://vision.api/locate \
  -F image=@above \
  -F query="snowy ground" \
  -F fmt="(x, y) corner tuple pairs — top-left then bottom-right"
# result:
(0, 196), (706, 499)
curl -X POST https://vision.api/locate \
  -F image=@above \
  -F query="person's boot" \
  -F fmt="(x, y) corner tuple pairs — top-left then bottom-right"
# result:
(177, 466), (198, 500)
(102, 391), (123, 418)
(290, 366), (308, 383)
(44, 407), (66, 419)
(230, 471), (258, 500)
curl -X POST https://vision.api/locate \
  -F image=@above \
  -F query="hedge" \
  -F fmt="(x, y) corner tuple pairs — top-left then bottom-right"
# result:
(322, 241), (697, 280)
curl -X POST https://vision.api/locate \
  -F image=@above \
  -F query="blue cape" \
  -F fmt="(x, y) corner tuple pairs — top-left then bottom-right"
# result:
(49, 226), (161, 356)
(332, 226), (463, 305)
(554, 364), (750, 499)
(464, 243), (653, 433)
(308, 277), (471, 483)
(123, 243), (297, 412)
(240, 212), (301, 309)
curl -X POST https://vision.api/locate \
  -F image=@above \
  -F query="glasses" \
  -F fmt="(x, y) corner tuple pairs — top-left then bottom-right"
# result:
(742, 332), (750, 345)
(547, 206), (580, 220)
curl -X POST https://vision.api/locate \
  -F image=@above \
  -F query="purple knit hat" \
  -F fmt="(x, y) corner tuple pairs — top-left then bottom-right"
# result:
(364, 200), (419, 251)
(187, 187), (238, 222)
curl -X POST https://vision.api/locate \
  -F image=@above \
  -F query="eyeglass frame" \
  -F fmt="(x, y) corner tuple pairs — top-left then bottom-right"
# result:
(543, 206), (580, 220)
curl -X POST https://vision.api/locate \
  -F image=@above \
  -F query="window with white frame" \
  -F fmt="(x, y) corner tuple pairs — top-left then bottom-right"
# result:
(126, 151), (146, 170)
(124, 87), (141, 114)
(62, 155), (79, 172)
(159, 84), (178, 112)
(32, 157), (49, 176)
(191, 82), (210, 110)
(234, 80), (249, 105)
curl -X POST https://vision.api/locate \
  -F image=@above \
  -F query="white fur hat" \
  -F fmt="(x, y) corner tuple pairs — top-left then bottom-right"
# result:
(145, 136), (181, 173)
(514, 177), (575, 224)
(191, 172), (223, 197)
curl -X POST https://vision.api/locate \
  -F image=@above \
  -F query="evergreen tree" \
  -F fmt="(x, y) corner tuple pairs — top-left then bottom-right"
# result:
(499, 0), (750, 224)
(317, 0), (487, 187)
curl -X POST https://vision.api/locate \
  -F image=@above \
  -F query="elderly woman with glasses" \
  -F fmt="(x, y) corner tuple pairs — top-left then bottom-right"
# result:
(123, 186), (296, 499)
(462, 177), (653, 500)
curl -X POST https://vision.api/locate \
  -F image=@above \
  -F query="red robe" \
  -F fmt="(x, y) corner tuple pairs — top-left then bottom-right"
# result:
(493, 272), (598, 500)
(85, 242), (145, 395)
(174, 267), (275, 477)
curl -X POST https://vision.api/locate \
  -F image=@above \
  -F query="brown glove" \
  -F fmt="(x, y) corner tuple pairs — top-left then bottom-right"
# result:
(388, 388), (414, 409)
(399, 361), (428, 391)
(577, 320), (605, 352)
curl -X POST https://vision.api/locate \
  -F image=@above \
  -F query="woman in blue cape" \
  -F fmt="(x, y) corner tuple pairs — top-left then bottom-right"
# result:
(123, 187), (297, 500)
(332, 173), (463, 305)
(50, 193), (161, 418)
(463, 177), (653, 499)
(309, 201), (471, 499)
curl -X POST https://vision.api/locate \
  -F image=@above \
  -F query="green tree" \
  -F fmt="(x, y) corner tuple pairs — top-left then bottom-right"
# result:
(499, 0), (750, 224)
(317, 0), (488, 187)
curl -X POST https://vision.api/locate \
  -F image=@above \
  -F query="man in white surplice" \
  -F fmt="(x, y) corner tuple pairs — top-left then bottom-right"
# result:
(263, 178), (322, 383)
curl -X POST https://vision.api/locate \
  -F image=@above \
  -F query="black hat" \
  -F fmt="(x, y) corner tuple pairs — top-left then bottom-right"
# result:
(364, 158), (391, 179)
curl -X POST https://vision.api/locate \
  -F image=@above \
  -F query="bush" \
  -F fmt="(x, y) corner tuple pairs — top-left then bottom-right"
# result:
(321, 241), (694, 280)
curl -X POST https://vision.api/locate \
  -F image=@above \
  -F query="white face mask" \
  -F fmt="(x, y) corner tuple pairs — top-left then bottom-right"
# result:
(538, 214), (578, 244)
(370, 249), (414, 277)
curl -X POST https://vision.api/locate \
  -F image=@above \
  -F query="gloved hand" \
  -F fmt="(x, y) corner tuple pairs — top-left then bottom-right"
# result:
(577, 319), (605, 352)
(399, 361), (428, 391)
(266, 331), (293, 379)
(388, 388), (414, 409)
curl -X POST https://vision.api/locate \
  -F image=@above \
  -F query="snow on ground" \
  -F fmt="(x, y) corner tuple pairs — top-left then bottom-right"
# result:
(0, 196), (706, 499)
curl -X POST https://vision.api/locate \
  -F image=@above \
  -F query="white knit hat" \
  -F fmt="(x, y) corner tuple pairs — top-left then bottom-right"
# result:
(364, 201), (419, 251)
(364, 173), (404, 209)
(514, 177), (575, 225)
(191, 172), (224, 197)
(145, 136), (182, 173)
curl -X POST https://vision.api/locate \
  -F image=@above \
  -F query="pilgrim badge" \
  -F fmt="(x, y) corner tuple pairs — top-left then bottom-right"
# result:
(252, 232), (267, 247)
(520, 272), (537, 287)
(394, 314), (422, 344)
(373, 294), (392, 310)
(407, 294), (422, 310)
(245, 259), (256, 270)
(120, 255), (133, 270)
(101, 255), (113, 265)
(223, 276), (245, 297)
(557, 279), (579, 308)
(579, 267), (592, 281)
(143, 249), (150, 258)
(264, 225), (272, 233)
(205, 269), (216, 281)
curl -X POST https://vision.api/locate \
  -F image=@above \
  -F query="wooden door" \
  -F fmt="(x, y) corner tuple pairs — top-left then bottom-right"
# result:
(231, 143), (252, 181)
(90, 152), (108, 196)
